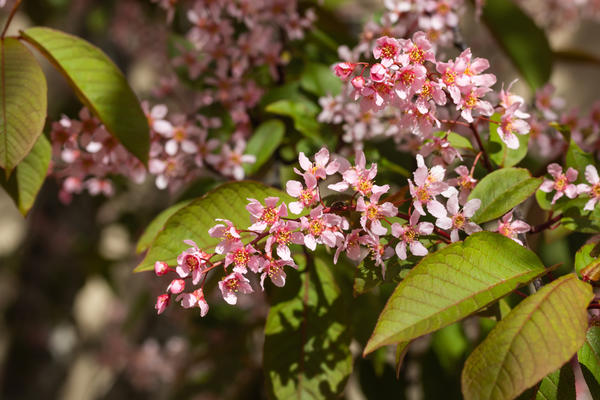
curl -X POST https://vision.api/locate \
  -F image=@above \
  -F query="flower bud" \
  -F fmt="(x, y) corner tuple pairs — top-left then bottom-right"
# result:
(154, 261), (169, 276)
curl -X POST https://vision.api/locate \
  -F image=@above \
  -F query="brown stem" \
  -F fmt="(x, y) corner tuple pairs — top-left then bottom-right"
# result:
(469, 122), (493, 172)
(1, 0), (22, 39)
(530, 214), (563, 234)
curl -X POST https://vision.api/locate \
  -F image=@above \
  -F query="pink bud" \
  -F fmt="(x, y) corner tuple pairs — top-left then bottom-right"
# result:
(333, 62), (355, 80)
(370, 63), (387, 83)
(154, 261), (169, 276)
(351, 76), (365, 90)
(167, 279), (185, 294)
(155, 294), (170, 315)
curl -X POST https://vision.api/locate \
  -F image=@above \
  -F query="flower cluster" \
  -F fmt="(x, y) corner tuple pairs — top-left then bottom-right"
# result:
(151, 0), (315, 134)
(49, 105), (256, 201)
(152, 148), (491, 316)
(320, 31), (531, 156)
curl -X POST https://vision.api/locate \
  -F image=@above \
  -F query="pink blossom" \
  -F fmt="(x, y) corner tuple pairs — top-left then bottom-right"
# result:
(246, 197), (288, 232)
(358, 234), (395, 272)
(334, 62), (356, 80)
(373, 36), (401, 67)
(394, 64), (427, 100)
(175, 240), (211, 285)
(224, 242), (261, 274)
(266, 220), (304, 260)
(398, 31), (435, 65)
(370, 63), (388, 83)
(535, 84), (564, 121)
(577, 165), (600, 211)
(286, 174), (319, 214)
(334, 229), (365, 264)
(496, 210), (530, 245)
(301, 205), (347, 251)
(218, 272), (253, 305)
(430, 195), (482, 242)
(447, 165), (477, 205)
(539, 163), (578, 204)
(356, 185), (398, 236)
(391, 212), (434, 260)
(167, 279), (185, 295)
(155, 294), (170, 315)
(295, 147), (339, 180)
(497, 102), (531, 149)
(258, 251), (297, 289)
(457, 86), (494, 123)
(330, 150), (377, 195)
(177, 288), (209, 316)
(208, 219), (241, 254)
(409, 154), (456, 215)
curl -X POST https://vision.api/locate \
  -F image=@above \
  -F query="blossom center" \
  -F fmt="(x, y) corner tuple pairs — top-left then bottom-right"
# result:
(409, 46), (425, 64)
(402, 226), (418, 243)
(453, 213), (465, 229)
(415, 186), (431, 202)
(233, 248), (249, 267)
(309, 219), (325, 237)
(554, 175), (567, 191)
(185, 254), (200, 270)
(261, 207), (279, 224)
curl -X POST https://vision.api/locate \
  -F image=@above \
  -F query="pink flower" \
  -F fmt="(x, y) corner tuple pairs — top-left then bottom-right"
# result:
(224, 242), (261, 274)
(496, 210), (530, 245)
(577, 165), (600, 211)
(333, 62), (356, 80)
(447, 165), (477, 205)
(497, 102), (530, 149)
(398, 31), (435, 65)
(218, 272), (253, 305)
(258, 252), (297, 289)
(535, 84), (564, 121)
(208, 219), (241, 254)
(155, 294), (170, 315)
(356, 185), (398, 236)
(457, 86), (494, 123)
(266, 220), (304, 260)
(334, 229), (364, 264)
(391, 212), (434, 260)
(409, 154), (456, 216)
(358, 234), (395, 273)
(167, 279), (185, 294)
(416, 79), (447, 113)
(175, 240), (211, 285)
(370, 63), (388, 83)
(539, 163), (578, 204)
(154, 261), (170, 276)
(301, 205), (347, 251)
(394, 64), (427, 100)
(430, 195), (482, 242)
(329, 150), (377, 195)
(177, 288), (209, 316)
(295, 147), (339, 180)
(373, 36), (400, 67)
(246, 197), (288, 232)
(286, 174), (319, 214)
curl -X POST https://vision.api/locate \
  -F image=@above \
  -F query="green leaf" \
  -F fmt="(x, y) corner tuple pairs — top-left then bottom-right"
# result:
(0, 134), (51, 215)
(264, 252), (352, 399)
(468, 168), (543, 224)
(461, 274), (593, 400)
(434, 131), (473, 150)
(487, 113), (529, 168)
(395, 341), (410, 378)
(300, 62), (342, 97)
(21, 27), (149, 165)
(561, 199), (600, 233)
(243, 119), (285, 175)
(535, 364), (576, 400)
(481, 0), (553, 90)
(578, 325), (600, 397)
(266, 99), (321, 140)
(0, 38), (47, 173)
(135, 199), (194, 254)
(134, 181), (296, 272)
(566, 139), (595, 179)
(575, 242), (600, 276)
(363, 232), (547, 355)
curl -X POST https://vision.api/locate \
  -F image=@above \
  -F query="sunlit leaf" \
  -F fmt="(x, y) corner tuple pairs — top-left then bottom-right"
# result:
(364, 232), (547, 355)
(462, 275), (592, 400)
(0, 134), (50, 215)
(468, 168), (542, 224)
(578, 325), (600, 398)
(21, 27), (149, 164)
(135, 199), (194, 254)
(0, 38), (47, 173)
(244, 119), (285, 175)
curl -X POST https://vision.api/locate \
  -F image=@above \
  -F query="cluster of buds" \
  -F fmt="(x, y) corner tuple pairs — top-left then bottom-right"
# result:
(50, 104), (256, 201)
(153, 148), (493, 316)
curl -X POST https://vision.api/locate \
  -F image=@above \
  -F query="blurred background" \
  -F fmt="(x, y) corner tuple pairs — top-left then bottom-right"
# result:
(1, 0), (600, 399)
